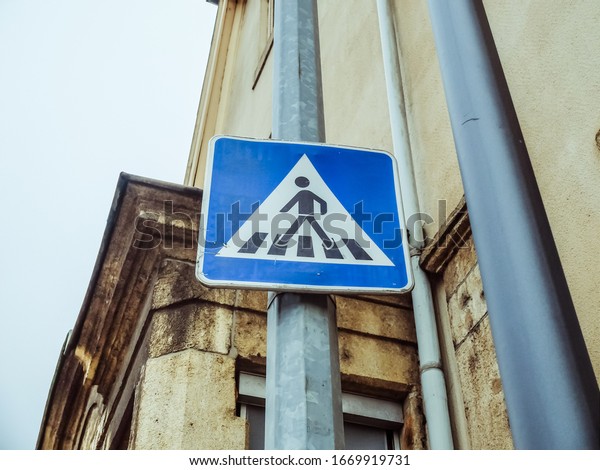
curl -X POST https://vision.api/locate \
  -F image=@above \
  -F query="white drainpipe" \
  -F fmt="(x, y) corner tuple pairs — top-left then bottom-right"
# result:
(376, 0), (454, 449)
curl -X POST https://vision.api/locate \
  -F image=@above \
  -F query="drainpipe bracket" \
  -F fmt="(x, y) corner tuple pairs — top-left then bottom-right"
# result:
(420, 361), (443, 374)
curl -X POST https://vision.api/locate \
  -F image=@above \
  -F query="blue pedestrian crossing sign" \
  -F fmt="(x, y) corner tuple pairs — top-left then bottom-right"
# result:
(197, 136), (414, 294)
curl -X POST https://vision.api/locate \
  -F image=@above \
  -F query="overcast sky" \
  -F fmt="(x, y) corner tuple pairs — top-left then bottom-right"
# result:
(0, 0), (217, 449)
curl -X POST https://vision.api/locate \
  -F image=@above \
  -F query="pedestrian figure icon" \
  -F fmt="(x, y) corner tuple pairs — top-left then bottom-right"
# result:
(218, 154), (383, 264)
(269, 176), (340, 255)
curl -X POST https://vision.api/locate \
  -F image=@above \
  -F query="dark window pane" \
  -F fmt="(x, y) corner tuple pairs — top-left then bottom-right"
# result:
(244, 404), (391, 450)
(246, 405), (265, 450)
(343, 422), (388, 450)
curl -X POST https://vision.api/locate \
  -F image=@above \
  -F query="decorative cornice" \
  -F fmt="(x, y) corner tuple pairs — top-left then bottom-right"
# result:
(420, 197), (471, 274)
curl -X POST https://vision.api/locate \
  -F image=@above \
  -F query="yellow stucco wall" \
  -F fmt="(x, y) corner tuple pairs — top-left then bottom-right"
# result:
(484, 0), (600, 381)
(216, 0), (273, 139)
(390, 0), (600, 379)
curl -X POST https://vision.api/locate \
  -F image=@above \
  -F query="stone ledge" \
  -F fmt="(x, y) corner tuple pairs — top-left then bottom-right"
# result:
(149, 303), (233, 358)
(152, 259), (235, 310)
(420, 197), (472, 274)
(336, 296), (416, 344)
(233, 311), (419, 394)
(339, 331), (419, 389)
(152, 259), (270, 314)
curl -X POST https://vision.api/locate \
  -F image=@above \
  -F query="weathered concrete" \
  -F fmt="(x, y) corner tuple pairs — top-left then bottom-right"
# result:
(446, 265), (486, 347)
(421, 195), (513, 448)
(338, 331), (418, 392)
(132, 349), (247, 449)
(152, 259), (236, 310)
(435, 234), (513, 448)
(400, 387), (427, 450)
(149, 303), (233, 358)
(336, 296), (417, 344)
(234, 309), (268, 369)
(233, 306), (419, 399)
(234, 289), (268, 313)
(442, 237), (478, 300)
(455, 317), (512, 450)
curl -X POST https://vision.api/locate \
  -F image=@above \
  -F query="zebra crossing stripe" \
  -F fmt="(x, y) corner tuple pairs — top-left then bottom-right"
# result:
(323, 241), (343, 259)
(236, 232), (374, 262)
(267, 234), (287, 256)
(297, 236), (314, 258)
(238, 232), (268, 254)
(341, 238), (372, 261)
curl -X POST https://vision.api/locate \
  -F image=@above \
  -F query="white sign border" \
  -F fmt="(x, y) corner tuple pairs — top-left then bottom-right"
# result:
(196, 135), (414, 295)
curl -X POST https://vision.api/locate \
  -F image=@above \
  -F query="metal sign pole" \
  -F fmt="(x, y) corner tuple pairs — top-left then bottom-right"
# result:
(264, 0), (345, 450)
(428, 0), (599, 449)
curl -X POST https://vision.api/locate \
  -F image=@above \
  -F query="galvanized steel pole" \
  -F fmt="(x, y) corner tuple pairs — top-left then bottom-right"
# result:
(428, 0), (600, 449)
(264, 0), (345, 450)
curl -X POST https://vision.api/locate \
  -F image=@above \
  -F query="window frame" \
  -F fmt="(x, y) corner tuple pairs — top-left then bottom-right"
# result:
(238, 373), (403, 450)
(252, 0), (275, 89)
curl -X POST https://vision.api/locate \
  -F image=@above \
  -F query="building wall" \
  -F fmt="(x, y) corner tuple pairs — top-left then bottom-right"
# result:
(217, 0), (273, 138)
(441, 240), (513, 450)
(184, 0), (599, 449)
(418, 200), (513, 449)
(485, 0), (600, 383)
(132, 257), (423, 449)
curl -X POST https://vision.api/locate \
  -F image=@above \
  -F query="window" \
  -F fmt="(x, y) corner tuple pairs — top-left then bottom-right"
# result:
(238, 373), (403, 450)
(259, 0), (274, 49)
(253, 0), (275, 89)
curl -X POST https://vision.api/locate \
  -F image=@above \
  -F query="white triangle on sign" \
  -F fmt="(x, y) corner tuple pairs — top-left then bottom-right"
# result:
(217, 155), (394, 266)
